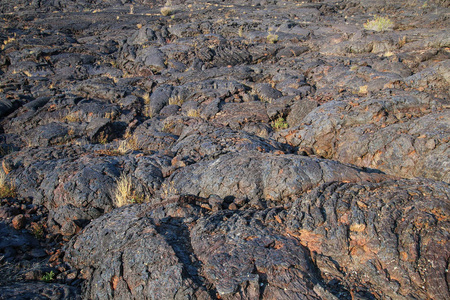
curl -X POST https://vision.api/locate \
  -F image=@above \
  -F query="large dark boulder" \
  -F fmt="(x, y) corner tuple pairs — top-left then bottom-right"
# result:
(286, 179), (450, 299)
(169, 151), (388, 205)
(64, 202), (211, 300)
(276, 91), (450, 182)
(7, 147), (167, 237)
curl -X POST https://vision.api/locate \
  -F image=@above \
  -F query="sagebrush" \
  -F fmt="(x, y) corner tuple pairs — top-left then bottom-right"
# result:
(364, 16), (394, 32)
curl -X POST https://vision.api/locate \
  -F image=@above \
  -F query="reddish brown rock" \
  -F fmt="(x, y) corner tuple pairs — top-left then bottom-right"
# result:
(11, 214), (25, 230)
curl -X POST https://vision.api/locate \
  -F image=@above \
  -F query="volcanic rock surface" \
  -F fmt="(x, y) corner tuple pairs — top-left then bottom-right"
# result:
(0, 0), (449, 299)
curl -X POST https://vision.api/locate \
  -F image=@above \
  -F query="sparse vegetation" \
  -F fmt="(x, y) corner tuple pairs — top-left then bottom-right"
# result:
(161, 1), (174, 16)
(65, 111), (82, 123)
(116, 137), (142, 154)
(398, 35), (407, 47)
(168, 94), (184, 106)
(0, 169), (17, 198)
(142, 93), (151, 104)
(126, 136), (141, 151)
(42, 271), (55, 283)
(162, 120), (176, 133)
(358, 85), (369, 94)
(187, 108), (200, 118)
(267, 33), (279, 44)
(238, 26), (244, 38)
(95, 137), (142, 156)
(97, 132), (109, 145)
(143, 105), (154, 118)
(104, 111), (117, 120)
(161, 181), (178, 198)
(114, 173), (147, 207)
(161, 6), (174, 16)
(363, 16), (394, 32)
(117, 140), (131, 155)
(31, 222), (44, 239)
(114, 173), (133, 207)
(271, 117), (289, 130)
(1, 35), (16, 50)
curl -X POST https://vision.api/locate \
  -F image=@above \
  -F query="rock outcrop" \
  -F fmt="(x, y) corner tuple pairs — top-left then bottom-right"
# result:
(0, 0), (448, 299)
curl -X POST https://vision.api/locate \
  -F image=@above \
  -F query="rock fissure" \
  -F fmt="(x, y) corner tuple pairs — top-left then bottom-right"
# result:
(154, 220), (219, 299)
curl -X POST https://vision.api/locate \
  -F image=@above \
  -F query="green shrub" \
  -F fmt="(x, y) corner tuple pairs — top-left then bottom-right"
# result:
(272, 117), (289, 130)
(42, 271), (55, 283)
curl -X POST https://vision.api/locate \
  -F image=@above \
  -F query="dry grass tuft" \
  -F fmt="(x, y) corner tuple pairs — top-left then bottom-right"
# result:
(114, 173), (133, 207)
(65, 111), (82, 123)
(267, 33), (279, 44)
(114, 173), (147, 207)
(161, 6), (174, 16)
(186, 108), (200, 118)
(0, 169), (17, 198)
(117, 140), (131, 155)
(161, 181), (178, 199)
(161, 1), (174, 16)
(364, 16), (394, 32)
(168, 94), (184, 106)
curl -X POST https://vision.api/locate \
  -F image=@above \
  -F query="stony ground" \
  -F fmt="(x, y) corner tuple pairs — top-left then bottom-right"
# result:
(0, 0), (449, 299)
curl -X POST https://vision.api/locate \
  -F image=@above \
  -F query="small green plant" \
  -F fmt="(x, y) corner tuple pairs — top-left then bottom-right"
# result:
(129, 193), (146, 204)
(272, 117), (289, 130)
(363, 16), (394, 32)
(42, 271), (55, 283)
(31, 222), (44, 239)
(97, 132), (109, 145)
